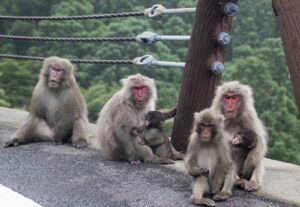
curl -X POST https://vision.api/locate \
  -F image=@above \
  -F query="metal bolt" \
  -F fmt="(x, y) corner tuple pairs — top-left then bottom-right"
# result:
(211, 61), (224, 74)
(218, 32), (231, 45)
(224, 3), (239, 16)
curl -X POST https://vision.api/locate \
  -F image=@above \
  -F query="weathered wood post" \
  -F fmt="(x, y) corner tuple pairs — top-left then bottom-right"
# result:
(272, 0), (300, 114)
(171, 0), (238, 151)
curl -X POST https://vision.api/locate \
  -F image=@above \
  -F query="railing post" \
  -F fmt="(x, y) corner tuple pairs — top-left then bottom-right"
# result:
(171, 0), (239, 151)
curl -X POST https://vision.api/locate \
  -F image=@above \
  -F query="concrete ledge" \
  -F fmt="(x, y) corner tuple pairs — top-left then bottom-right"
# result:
(0, 107), (299, 206)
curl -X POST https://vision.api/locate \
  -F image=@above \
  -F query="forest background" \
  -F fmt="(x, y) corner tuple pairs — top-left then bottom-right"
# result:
(0, 0), (299, 165)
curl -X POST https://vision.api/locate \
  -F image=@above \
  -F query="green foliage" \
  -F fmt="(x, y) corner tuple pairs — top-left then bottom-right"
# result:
(0, 0), (299, 165)
(85, 82), (119, 122)
(0, 88), (10, 107)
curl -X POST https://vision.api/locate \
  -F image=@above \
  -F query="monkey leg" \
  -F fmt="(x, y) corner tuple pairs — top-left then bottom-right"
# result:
(213, 165), (235, 201)
(243, 160), (264, 191)
(5, 117), (54, 147)
(71, 118), (88, 148)
(154, 143), (172, 159)
(191, 177), (215, 206)
(170, 144), (185, 160)
(136, 144), (174, 164)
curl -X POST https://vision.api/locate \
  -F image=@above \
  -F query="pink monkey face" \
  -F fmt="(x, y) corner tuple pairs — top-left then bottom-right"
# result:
(132, 85), (149, 103)
(231, 134), (242, 146)
(48, 67), (64, 88)
(222, 92), (240, 118)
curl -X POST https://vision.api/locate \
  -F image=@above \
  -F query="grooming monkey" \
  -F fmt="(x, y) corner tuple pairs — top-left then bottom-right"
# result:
(5, 56), (88, 148)
(185, 109), (235, 206)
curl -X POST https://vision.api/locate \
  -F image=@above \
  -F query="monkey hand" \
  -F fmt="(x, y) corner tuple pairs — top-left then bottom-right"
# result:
(189, 167), (209, 177)
(212, 191), (231, 201)
(128, 156), (141, 165)
(234, 178), (247, 189)
(191, 196), (216, 207)
(73, 139), (88, 148)
(136, 136), (145, 145)
(4, 139), (19, 148)
(244, 180), (260, 192)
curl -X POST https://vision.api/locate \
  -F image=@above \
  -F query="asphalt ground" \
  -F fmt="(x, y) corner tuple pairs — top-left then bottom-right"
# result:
(0, 124), (298, 207)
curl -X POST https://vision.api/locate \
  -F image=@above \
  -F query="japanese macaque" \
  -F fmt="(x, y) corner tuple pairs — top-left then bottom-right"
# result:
(211, 81), (268, 191)
(4, 56), (88, 148)
(97, 73), (174, 165)
(131, 107), (185, 160)
(185, 109), (235, 206)
(231, 130), (257, 180)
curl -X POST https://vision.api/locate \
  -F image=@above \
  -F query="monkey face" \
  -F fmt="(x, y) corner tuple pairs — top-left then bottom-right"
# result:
(131, 85), (149, 108)
(48, 66), (65, 89)
(197, 123), (214, 142)
(222, 92), (240, 118)
(231, 131), (257, 149)
(231, 134), (242, 147)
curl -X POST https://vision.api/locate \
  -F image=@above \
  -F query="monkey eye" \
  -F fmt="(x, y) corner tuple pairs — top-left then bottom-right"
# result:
(133, 86), (146, 90)
(200, 123), (213, 128)
(223, 94), (239, 99)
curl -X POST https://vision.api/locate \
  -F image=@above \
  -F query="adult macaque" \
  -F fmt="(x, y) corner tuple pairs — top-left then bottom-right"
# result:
(131, 107), (184, 160)
(185, 109), (235, 206)
(211, 81), (268, 191)
(4, 56), (88, 148)
(97, 73), (174, 165)
(231, 129), (257, 182)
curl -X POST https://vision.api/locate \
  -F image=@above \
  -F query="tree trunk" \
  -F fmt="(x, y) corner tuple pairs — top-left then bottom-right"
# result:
(171, 0), (238, 152)
(272, 0), (300, 115)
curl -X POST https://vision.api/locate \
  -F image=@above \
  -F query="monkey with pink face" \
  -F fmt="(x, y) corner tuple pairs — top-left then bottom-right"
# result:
(97, 73), (174, 165)
(4, 56), (88, 148)
(211, 81), (268, 191)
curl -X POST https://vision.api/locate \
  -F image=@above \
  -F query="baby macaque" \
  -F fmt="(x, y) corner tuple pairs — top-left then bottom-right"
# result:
(132, 108), (184, 160)
(231, 129), (258, 187)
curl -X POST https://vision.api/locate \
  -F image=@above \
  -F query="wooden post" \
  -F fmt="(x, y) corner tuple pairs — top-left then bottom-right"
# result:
(171, 0), (238, 151)
(272, 0), (300, 114)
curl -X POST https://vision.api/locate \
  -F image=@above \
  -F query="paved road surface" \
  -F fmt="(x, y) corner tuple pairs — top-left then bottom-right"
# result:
(0, 125), (297, 207)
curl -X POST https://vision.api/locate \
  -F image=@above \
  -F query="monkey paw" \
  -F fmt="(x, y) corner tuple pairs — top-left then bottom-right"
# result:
(244, 180), (259, 192)
(190, 167), (209, 177)
(129, 159), (142, 165)
(73, 139), (87, 148)
(136, 136), (145, 145)
(235, 178), (247, 188)
(4, 139), (19, 148)
(191, 197), (216, 206)
(164, 159), (175, 164)
(212, 192), (231, 201)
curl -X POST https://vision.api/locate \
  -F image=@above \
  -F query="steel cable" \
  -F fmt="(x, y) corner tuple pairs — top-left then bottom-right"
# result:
(0, 54), (133, 65)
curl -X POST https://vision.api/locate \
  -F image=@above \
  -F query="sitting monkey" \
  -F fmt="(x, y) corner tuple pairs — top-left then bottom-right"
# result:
(185, 109), (235, 206)
(131, 108), (184, 160)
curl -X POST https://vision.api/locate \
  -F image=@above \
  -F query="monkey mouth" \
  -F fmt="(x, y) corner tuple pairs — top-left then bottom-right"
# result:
(136, 100), (145, 104)
(200, 136), (210, 142)
(48, 81), (59, 88)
